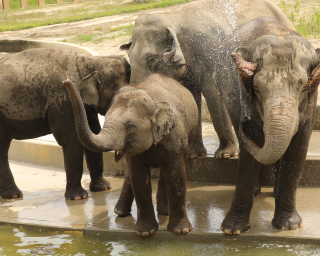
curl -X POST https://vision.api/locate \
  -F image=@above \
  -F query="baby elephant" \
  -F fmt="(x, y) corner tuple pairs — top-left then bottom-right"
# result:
(0, 48), (130, 200)
(63, 74), (198, 236)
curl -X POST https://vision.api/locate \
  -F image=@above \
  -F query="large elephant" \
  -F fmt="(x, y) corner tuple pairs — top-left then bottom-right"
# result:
(120, 0), (296, 159)
(0, 48), (130, 200)
(63, 74), (198, 236)
(215, 17), (320, 234)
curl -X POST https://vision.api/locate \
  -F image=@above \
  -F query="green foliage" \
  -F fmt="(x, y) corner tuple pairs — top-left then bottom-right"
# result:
(0, 0), (193, 32)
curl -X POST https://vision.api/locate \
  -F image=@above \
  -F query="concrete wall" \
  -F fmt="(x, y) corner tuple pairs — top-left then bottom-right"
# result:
(8, 139), (320, 187)
(0, 39), (98, 56)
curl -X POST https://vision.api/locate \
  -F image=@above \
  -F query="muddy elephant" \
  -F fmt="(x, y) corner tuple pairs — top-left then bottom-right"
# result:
(0, 48), (130, 200)
(214, 17), (320, 234)
(63, 74), (198, 236)
(120, 0), (295, 159)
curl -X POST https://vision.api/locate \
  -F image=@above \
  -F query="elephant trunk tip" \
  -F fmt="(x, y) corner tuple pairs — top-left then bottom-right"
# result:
(62, 76), (72, 87)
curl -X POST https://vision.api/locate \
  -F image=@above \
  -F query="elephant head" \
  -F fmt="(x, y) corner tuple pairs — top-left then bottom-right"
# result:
(120, 15), (186, 84)
(232, 35), (320, 165)
(63, 77), (175, 161)
(80, 56), (131, 115)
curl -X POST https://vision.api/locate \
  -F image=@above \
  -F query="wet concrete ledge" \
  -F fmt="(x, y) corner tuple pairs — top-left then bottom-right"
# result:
(2, 163), (320, 245)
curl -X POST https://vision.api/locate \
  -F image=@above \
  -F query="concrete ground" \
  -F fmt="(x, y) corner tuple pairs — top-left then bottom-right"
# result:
(1, 158), (320, 243)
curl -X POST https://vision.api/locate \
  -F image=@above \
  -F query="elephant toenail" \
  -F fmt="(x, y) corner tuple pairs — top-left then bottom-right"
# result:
(182, 228), (189, 233)
(223, 154), (230, 158)
(150, 229), (156, 235)
(141, 232), (149, 237)
(174, 229), (181, 234)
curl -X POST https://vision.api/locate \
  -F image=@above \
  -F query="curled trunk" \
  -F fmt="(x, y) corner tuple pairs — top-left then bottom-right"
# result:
(63, 77), (117, 152)
(241, 102), (298, 165)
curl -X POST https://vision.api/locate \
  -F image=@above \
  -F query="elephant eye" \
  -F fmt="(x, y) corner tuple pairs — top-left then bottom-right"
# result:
(126, 123), (137, 133)
(147, 56), (157, 69)
(254, 86), (261, 95)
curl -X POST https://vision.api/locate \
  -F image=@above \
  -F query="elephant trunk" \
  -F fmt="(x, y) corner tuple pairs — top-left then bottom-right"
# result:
(63, 77), (121, 152)
(241, 100), (298, 165)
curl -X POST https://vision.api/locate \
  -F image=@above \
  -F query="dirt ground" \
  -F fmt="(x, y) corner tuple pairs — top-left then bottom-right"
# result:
(1, 0), (320, 56)
(0, 5), (177, 56)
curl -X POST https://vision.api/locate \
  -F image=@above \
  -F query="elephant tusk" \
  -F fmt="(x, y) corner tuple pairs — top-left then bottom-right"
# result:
(115, 150), (123, 162)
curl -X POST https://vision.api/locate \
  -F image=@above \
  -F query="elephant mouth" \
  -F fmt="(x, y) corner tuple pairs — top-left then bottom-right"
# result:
(240, 117), (265, 149)
(115, 150), (123, 162)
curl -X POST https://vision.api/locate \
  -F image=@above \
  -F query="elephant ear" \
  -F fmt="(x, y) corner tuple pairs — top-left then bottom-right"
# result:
(80, 71), (101, 109)
(163, 27), (186, 66)
(231, 46), (257, 103)
(120, 37), (132, 53)
(308, 48), (320, 102)
(151, 102), (176, 144)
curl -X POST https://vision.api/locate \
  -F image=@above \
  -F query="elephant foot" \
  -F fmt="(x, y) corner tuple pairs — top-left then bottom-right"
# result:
(114, 199), (132, 217)
(221, 211), (250, 235)
(188, 142), (207, 158)
(135, 217), (159, 237)
(167, 216), (192, 234)
(65, 187), (88, 200)
(89, 176), (112, 192)
(0, 185), (23, 199)
(157, 203), (169, 215)
(272, 211), (303, 230)
(214, 143), (238, 159)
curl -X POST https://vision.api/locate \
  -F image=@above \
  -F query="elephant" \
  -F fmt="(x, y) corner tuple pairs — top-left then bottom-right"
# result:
(0, 48), (130, 200)
(214, 17), (320, 235)
(63, 73), (198, 236)
(120, 0), (296, 159)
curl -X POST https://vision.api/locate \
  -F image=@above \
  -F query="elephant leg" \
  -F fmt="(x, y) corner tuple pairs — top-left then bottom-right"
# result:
(221, 144), (260, 235)
(128, 156), (158, 236)
(271, 128), (310, 230)
(162, 153), (191, 234)
(188, 87), (207, 158)
(0, 127), (22, 199)
(84, 115), (111, 192)
(61, 136), (88, 200)
(156, 171), (168, 215)
(202, 78), (238, 159)
(114, 174), (134, 216)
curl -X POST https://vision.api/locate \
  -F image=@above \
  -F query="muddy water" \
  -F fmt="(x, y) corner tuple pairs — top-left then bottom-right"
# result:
(1, 226), (320, 256)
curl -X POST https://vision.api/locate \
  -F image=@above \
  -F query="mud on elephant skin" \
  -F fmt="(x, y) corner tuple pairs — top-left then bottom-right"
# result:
(63, 74), (198, 236)
(214, 17), (320, 235)
(0, 48), (130, 200)
(120, 0), (295, 159)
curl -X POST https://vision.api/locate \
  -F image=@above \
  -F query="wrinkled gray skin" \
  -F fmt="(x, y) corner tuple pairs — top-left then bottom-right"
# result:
(120, 0), (296, 159)
(63, 74), (198, 236)
(0, 48), (130, 200)
(215, 17), (320, 235)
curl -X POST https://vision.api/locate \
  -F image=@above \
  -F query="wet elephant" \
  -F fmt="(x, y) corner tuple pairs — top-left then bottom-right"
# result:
(120, 0), (296, 159)
(214, 17), (320, 234)
(63, 74), (198, 236)
(0, 48), (130, 200)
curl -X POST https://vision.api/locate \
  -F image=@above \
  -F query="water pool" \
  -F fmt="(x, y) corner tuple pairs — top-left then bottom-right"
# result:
(1, 226), (320, 256)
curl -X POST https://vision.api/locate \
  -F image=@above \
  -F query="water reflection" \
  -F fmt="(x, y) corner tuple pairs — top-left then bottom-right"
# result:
(1, 226), (320, 255)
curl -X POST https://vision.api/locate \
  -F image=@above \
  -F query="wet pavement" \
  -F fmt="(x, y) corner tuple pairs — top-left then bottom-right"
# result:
(1, 159), (320, 243)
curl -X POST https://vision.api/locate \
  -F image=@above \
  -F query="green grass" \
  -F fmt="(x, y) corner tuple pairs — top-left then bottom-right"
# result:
(278, 0), (320, 38)
(8, 0), (57, 9)
(0, 0), (193, 32)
